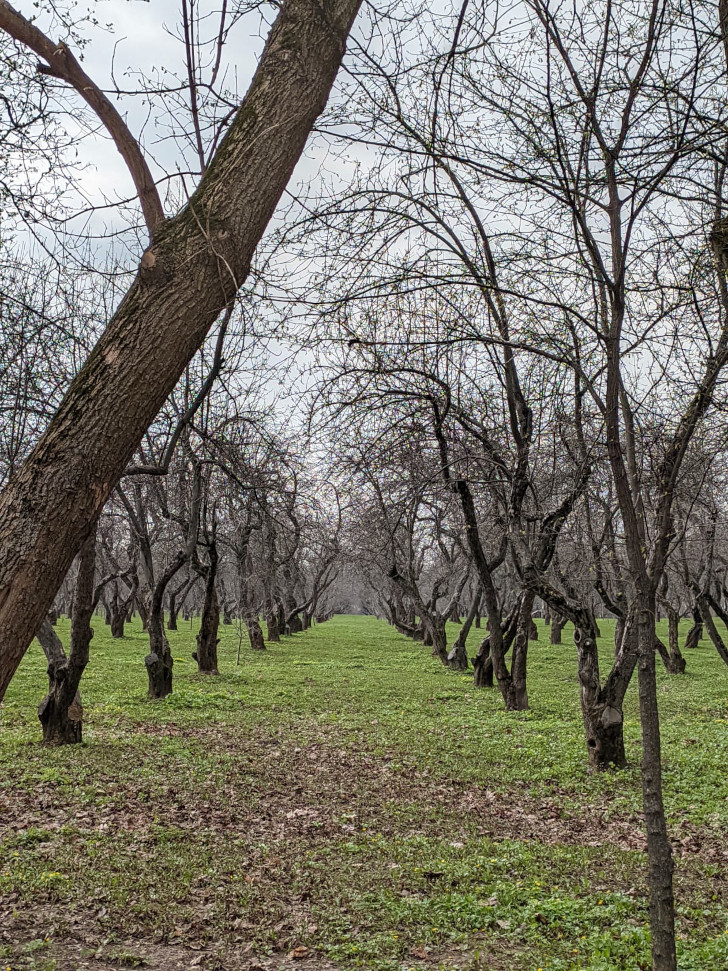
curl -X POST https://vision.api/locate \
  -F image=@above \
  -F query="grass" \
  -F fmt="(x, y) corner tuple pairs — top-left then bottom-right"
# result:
(0, 614), (727, 970)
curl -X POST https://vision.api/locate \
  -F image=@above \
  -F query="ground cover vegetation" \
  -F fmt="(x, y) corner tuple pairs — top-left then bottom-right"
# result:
(1, 615), (727, 971)
(4, 2), (728, 968)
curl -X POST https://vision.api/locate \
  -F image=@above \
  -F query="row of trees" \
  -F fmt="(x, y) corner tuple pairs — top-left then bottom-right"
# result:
(3, 1), (728, 968)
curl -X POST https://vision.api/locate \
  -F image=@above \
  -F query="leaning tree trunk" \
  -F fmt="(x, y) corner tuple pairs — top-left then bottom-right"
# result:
(684, 605), (702, 649)
(37, 524), (97, 745)
(427, 616), (449, 666)
(0, 0), (364, 704)
(168, 573), (196, 632)
(145, 551), (186, 699)
(697, 596), (728, 667)
(195, 546), (220, 675)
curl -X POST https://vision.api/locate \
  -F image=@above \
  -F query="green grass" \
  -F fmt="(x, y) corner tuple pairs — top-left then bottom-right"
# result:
(1, 614), (727, 970)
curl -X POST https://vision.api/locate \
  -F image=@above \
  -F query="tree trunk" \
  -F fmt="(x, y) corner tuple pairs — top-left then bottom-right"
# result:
(636, 597), (676, 971)
(110, 583), (126, 638)
(247, 619), (265, 651)
(472, 636), (494, 687)
(0, 0), (363, 704)
(195, 547), (220, 675)
(37, 524), (97, 745)
(145, 551), (186, 699)
(684, 606), (702, 649)
(504, 590), (535, 711)
(168, 574), (196, 632)
(550, 611), (566, 644)
(697, 596), (728, 667)
(266, 602), (281, 642)
(665, 607), (686, 674)
(448, 589), (481, 671)
(574, 622), (637, 771)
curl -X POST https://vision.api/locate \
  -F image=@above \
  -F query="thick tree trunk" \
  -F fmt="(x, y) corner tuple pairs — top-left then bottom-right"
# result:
(109, 583), (126, 638)
(550, 611), (567, 644)
(247, 619), (265, 651)
(574, 622), (636, 771)
(419, 613), (448, 663)
(0, 0), (363, 703)
(37, 524), (97, 745)
(266, 601), (281, 642)
(145, 551), (186, 699)
(286, 592), (304, 634)
(472, 636), (494, 687)
(665, 607), (686, 673)
(195, 547), (220, 675)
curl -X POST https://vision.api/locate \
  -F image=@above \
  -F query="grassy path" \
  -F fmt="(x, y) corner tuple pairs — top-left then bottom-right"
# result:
(1, 615), (727, 970)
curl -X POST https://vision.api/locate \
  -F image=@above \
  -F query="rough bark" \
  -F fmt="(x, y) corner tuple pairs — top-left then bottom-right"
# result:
(684, 607), (702, 649)
(574, 622), (636, 772)
(37, 524), (97, 744)
(427, 617), (449, 665)
(145, 551), (186, 699)
(266, 604), (281, 642)
(0, 0), (363, 703)
(195, 546), (220, 675)
(550, 611), (566, 644)
(472, 635), (494, 687)
(697, 596), (728, 667)
(663, 607), (686, 673)
(447, 589), (481, 671)
(637, 600), (676, 971)
(507, 590), (535, 710)
(248, 619), (266, 651)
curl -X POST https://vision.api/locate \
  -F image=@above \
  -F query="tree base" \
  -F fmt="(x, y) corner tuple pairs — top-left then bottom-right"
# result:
(145, 650), (173, 699)
(38, 692), (83, 745)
